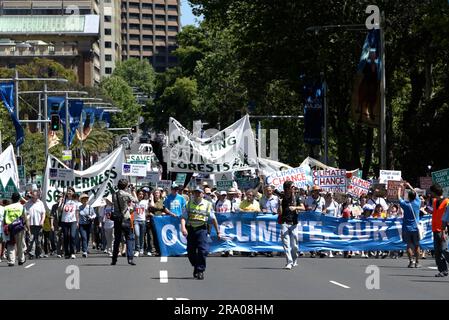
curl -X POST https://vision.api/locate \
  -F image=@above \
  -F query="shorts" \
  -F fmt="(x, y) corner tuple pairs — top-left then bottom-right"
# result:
(402, 231), (420, 249)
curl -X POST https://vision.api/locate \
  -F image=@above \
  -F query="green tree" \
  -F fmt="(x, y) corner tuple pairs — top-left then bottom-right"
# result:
(100, 76), (141, 129)
(113, 58), (156, 97)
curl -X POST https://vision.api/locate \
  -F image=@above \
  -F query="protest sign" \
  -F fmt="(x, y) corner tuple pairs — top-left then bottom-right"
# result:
(387, 180), (403, 202)
(347, 176), (371, 198)
(0, 145), (20, 200)
(312, 169), (347, 193)
(122, 163), (147, 177)
(419, 176), (433, 191)
(266, 165), (313, 192)
(432, 168), (449, 197)
(379, 170), (401, 184)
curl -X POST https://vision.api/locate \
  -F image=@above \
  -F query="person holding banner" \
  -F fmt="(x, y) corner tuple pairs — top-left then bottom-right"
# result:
(305, 186), (325, 258)
(181, 187), (221, 280)
(279, 181), (305, 270)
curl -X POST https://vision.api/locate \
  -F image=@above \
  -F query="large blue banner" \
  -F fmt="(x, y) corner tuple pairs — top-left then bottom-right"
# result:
(0, 82), (24, 147)
(153, 212), (433, 256)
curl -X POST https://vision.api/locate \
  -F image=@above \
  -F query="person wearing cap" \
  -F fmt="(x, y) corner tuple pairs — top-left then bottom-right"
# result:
(214, 190), (233, 257)
(181, 187), (221, 280)
(163, 183), (186, 218)
(78, 193), (96, 258)
(3, 192), (29, 266)
(227, 188), (241, 213)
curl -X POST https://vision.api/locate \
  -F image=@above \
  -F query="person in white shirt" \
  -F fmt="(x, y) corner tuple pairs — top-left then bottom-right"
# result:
(227, 188), (241, 213)
(367, 188), (389, 212)
(214, 191), (232, 213)
(0, 205), (4, 262)
(134, 189), (149, 257)
(323, 192), (340, 217)
(305, 186), (326, 258)
(99, 196), (114, 256)
(60, 187), (80, 259)
(24, 189), (46, 259)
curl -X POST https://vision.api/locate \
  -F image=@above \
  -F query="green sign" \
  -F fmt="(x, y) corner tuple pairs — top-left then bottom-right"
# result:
(0, 178), (19, 200)
(432, 168), (449, 197)
(217, 180), (233, 192)
(62, 150), (72, 161)
(175, 173), (187, 186)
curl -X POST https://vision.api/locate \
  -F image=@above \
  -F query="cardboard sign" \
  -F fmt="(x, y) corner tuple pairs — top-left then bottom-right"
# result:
(175, 173), (187, 186)
(313, 169), (347, 193)
(379, 170), (401, 184)
(419, 177), (433, 191)
(347, 176), (371, 198)
(157, 180), (172, 190)
(126, 154), (152, 164)
(387, 180), (403, 202)
(216, 180), (234, 192)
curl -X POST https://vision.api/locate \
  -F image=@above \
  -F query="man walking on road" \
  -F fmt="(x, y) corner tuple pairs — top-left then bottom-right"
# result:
(24, 188), (46, 259)
(4, 192), (28, 266)
(279, 181), (305, 270)
(430, 184), (449, 277)
(181, 187), (221, 280)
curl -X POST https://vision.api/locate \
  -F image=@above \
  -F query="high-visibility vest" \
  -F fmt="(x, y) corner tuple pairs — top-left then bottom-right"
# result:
(432, 198), (449, 232)
(186, 200), (211, 228)
(4, 202), (24, 225)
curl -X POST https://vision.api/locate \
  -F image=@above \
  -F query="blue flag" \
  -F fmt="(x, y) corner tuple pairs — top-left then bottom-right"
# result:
(102, 112), (111, 128)
(0, 83), (24, 147)
(52, 97), (84, 146)
(303, 83), (323, 145)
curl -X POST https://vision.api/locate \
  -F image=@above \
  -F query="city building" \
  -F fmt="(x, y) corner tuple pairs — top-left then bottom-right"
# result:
(121, 0), (180, 72)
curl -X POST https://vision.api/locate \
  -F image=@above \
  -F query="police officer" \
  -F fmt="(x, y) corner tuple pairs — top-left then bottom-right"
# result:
(181, 187), (221, 280)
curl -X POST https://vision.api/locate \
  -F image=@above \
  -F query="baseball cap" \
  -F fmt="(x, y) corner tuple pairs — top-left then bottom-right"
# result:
(219, 191), (227, 196)
(171, 182), (179, 189)
(194, 187), (204, 193)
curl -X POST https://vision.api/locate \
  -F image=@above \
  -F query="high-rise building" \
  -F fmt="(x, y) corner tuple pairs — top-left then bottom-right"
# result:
(121, 0), (180, 72)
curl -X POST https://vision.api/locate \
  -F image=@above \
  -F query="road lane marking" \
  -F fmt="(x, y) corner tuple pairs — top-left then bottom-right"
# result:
(24, 263), (35, 269)
(329, 281), (350, 289)
(428, 267), (438, 270)
(160, 256), (168, 263)
(160, 270), (168, 283)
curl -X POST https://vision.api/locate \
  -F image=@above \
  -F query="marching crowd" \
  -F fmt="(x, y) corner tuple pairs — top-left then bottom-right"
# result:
(0, 178), (448, 276)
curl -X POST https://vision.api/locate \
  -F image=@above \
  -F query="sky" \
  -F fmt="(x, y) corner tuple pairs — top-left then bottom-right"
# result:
(180, 0), (203, 27)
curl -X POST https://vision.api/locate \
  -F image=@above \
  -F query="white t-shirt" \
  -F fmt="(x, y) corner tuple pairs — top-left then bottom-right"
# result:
(230, 198), (241, 213)
(0, 206), (4, 235)
(305, 196), (326, 213)
(324, 200), (340, 217)
(99, 205), (114, 229)
(214, 199), (232, 213)
(61, 200), (79, 223)
(367, 197), (389, 211)
(135, 200), (148, 222)
(25, 199), (46, 226)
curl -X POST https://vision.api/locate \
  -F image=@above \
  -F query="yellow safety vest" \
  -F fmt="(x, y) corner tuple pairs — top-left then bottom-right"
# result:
(4, 202), (24, 225)
(186, 200), (211, 228)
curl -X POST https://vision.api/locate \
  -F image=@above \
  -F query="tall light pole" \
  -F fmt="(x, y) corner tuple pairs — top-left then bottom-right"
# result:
(379, 11), (387, 169)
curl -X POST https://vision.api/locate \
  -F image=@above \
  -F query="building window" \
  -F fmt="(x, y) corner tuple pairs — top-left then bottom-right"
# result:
(143, 46), (152, 52)
(155, 4), (165, 10)
(129, 2), (140, 9)
(3, 9), (32, 15)
(168, 26), (178, 32)
(142, 3), (152, 9)
(168, 46), (177, 53)
(142, 24), (153, 30)
(130, 45), (140, 51)
(130, 24), (140, 30)
(130, 34), (140, 40)
(104, 16), (112, 22)
(105, 42), (112, 48)
(155, 25), (165, 31)
(105, 67), (112, 74)
(169, 56), (178, 63)
(142, 14), (152, 20)
(156, 46), (166, 54)
(155, 15), (165, 21)
(105, 28), (112, 35)
(168, 15), (178, 21)
(168, 5), (178, 11)
(105, 54), (112, 61)
(168, 36), (177, 42)
(156, 36), (166, 42)
(143, 35), (153, 41)
(129, 13), (140, 19)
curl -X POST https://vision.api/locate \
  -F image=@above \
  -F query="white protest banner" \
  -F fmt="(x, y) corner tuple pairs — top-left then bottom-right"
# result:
(137, 171), (159, 185)
(126, 154), (152, 165)
(168, 115), (258, 173)
(347, 176), (371, 198)
(122, 163), (147, 177)
(313, 169), (347, 193)
(379, 170), (401, 184)
(265, 165), (313, 192)
(0, 145), (20, 200)
(42, 146), (125, 210)
(257, 158), (292, 176)
(49, 168), (74, 182)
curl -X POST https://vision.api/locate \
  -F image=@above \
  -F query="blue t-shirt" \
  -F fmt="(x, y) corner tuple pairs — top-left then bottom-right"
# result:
(163, 194), (186, 217)
(400, 197), (421, 232)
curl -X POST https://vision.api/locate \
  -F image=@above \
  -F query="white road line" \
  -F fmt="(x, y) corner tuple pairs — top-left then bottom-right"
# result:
(160, 256), (168, 263)
(24, 263), (35, 269)
(329, 281), (350, 289)
(160, 270), (168, 283)
(428, 267), (438, 270)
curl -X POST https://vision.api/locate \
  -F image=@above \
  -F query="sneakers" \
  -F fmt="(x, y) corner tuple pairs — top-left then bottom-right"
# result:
(128, 260), (136, 266)
(284, 263), (293, 270)
(310, 252), (316, 258)
(111, 260), (117, 266)
(407, 261), (415, 268)
(435, 271), (448, 277)
(146, 252), (152, 257)
(319, 252), (328, 258)
(329, 252), (334, 258)
(292, 260), (298, 267)
(414, 263), (422, 268)
(229, 250), (234, 256)
(57, 254), (62, 258)
(71, 254), (76, 259)
(82, 252), (88, 258)
(197, 272), (204, 280)
(103, 250), (108, 254)
(134, 252), (139, 257)
(8, 262), (14, 267)
(361, 253), (367, 258)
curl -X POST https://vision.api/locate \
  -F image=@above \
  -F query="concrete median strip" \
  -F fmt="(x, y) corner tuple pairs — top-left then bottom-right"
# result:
(329, 280), (350, 289)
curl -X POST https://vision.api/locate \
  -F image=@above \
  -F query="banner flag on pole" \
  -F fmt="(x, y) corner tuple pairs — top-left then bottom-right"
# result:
(0, 83), (24, 147)
(303, 83), (323, 145)
(0, 144), (20, 200)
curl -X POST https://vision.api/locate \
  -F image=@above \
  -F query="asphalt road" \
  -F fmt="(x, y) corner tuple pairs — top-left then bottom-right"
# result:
(0, 252), (448, 300)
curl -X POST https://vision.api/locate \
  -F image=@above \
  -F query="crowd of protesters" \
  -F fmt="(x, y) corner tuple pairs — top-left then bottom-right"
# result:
(0, 177), (448, 276)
